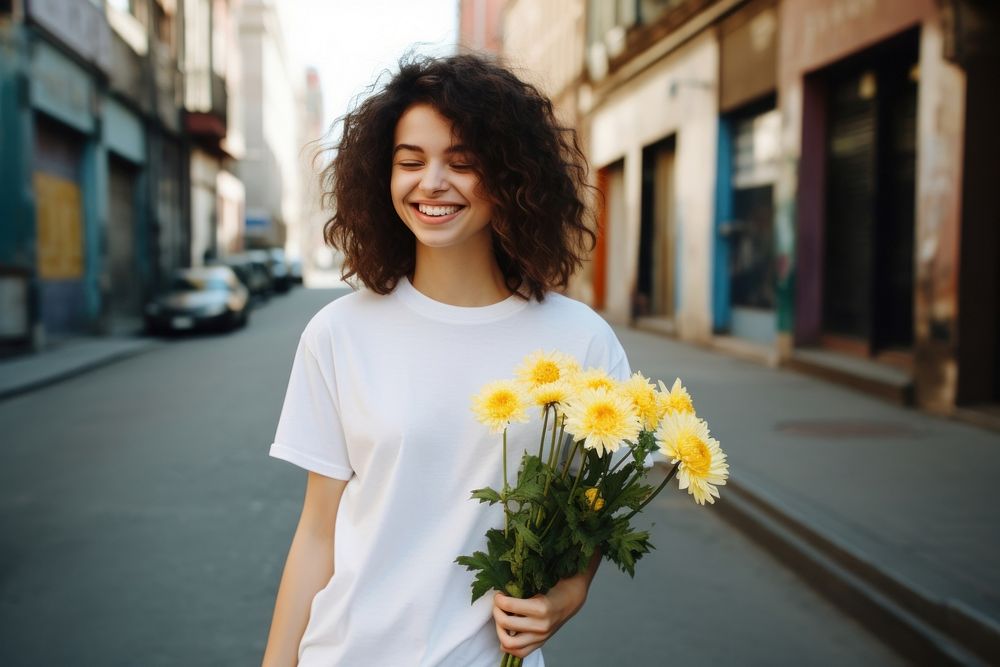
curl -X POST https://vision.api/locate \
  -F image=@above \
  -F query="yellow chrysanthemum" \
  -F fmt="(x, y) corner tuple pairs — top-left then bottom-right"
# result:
(574, 368), (618, 393)
(515, 350), (580, 390)
(529, 380), (573, 408)
(471, 380), (530, 434)
(657, 378), (695, 419)
(563, 387), (641, 456)
(582, 487), (605, 511)
(620, 372), (660, 431)
(655, 411), (728, 505)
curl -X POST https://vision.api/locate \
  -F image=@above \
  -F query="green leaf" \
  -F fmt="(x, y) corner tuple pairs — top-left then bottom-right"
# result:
(455, 549), (513, 603)
(638, 429), (658, 455)
(604, 521), (653, 577)
(612, 481), (654, 511)
(512, 517), (543, 554)
(469, 487), (502, 504)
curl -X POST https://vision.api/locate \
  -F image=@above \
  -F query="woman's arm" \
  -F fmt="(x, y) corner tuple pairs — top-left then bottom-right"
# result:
(491, 550), (602, 659)
(261, 471), (348, 667)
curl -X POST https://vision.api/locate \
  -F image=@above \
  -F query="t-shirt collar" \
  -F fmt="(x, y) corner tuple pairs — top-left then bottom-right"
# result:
(393, 275), (529, 324)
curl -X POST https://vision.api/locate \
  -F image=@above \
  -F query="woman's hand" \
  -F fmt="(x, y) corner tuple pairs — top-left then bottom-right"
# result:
(492, 573), (590, 659)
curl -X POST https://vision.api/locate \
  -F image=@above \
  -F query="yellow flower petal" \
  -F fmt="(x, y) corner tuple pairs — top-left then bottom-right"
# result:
(515, 350), (580, 390)
(471, 380), (530, 434)
(563, 387), (641, 456)
(657, 377), (695, 419)
(654, 411), (728, 505)
(620, 372), (660, 431)
(529, 380), (572, 408)
(574, 368), (618, 393)
(582, 487), (605, 511)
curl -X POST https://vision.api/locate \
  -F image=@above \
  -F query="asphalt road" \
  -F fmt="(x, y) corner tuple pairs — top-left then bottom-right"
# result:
(0, 287), (902, 666)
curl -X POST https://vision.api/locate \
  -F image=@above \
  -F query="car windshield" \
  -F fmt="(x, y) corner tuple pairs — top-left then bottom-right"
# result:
(171, 276), (229, 292)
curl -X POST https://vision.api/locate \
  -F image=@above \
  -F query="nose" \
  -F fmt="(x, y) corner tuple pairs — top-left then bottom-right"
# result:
(419, 163), (447, 194)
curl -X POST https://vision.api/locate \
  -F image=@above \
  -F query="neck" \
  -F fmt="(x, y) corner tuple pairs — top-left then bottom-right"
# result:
(411, 242), (512, 307)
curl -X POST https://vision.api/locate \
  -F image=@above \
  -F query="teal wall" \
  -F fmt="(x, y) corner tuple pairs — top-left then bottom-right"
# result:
(0, 24), (35, 269)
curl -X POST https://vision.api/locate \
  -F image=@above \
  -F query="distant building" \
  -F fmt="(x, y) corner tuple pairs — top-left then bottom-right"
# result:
(185, 0), (245, 266)
(0, 0), (245, 349)
(235, 0), (303, 252)
(297, 66), (332, 280)
(459, 0), (506, 54)
(500, 0), (589, 301)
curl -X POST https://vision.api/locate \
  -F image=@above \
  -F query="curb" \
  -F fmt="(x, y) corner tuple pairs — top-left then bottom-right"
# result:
(0, 341), (159, 402)
(711, 475), (999, 665)
(783, 355), (914, 406)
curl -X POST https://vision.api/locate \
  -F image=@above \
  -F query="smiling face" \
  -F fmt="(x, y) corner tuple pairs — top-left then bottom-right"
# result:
(390, 104), (495, 254)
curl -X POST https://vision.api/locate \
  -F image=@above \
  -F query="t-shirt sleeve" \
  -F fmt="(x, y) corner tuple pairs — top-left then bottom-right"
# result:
(269, 333), (354, 480)
(607, 347), (632, 382)
(602, 333), (658, 469)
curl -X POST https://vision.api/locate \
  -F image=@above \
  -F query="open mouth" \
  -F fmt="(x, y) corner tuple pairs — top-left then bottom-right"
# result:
(412, 203), (465, 220)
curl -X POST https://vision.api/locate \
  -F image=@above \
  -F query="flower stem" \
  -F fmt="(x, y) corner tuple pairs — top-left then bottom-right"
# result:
(624, 462), (680, 521)
(535, 409), (562, 527)
(561, 440), (581, 479)
(568, 451), (589, 503)
(554, 417), (567, 467)
(502, 429), (510, 537)
(546, 410), (560, 469)
(606, 441), (639, 476)
(589, 454), (612, 509)
(537, 405), (550, 460)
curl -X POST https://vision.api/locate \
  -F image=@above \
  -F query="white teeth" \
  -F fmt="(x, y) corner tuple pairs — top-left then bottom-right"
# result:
(417, 204), (461, 217)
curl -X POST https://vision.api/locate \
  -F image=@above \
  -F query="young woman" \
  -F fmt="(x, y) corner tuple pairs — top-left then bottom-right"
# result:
(262, 54), (631, 667)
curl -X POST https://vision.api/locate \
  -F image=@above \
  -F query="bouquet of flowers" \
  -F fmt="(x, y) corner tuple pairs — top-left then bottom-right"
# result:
(456, 351), (729, 667)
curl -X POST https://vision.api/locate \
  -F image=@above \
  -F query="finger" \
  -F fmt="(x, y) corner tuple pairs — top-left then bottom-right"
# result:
(494, 592), (546, 617)
(495, 615), (530, 648)
(492, 605), (546, 635)
(493, 605), (519, 644)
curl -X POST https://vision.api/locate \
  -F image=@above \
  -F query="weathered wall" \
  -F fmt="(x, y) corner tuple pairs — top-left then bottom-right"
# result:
(587, 31), (718, 340)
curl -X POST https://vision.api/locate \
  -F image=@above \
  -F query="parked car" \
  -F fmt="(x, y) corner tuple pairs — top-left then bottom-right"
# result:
(212, 254), (270, 300)
(247, 248), (291, 294)
(261, 247), (293, 293)
(144, 266), (250, 334)
(288, 257), (304, 285)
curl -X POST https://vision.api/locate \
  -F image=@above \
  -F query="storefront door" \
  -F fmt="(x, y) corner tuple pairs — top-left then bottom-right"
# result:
(822, 31), (918, 355)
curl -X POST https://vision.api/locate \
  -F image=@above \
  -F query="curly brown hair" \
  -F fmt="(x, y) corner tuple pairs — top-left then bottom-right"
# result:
(321, 53), (595, 301)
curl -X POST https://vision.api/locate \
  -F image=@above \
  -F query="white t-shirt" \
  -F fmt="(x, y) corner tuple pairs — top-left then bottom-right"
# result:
(270, 277), (631, 667)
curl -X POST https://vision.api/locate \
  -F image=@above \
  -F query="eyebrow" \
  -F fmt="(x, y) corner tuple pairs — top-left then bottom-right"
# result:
(392, 144), (471, 156)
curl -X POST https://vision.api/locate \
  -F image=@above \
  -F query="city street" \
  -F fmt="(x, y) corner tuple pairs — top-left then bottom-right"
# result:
(0, 287), (902, 666)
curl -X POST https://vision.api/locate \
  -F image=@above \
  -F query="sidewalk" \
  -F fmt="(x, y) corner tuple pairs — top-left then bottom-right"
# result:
(0, 336), (160, 401)
(615, 325), (1000, 665)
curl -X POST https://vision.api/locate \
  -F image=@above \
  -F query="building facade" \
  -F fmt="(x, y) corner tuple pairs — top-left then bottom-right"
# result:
(235, 0), (301, 253)
(775, 0), (999, 415)
(296, 66), (329, 280)
(499, 0), (999, 417)
(184, 0), (244, 266)
(0, 0), (244, 352)
(459, 0), (506, 55)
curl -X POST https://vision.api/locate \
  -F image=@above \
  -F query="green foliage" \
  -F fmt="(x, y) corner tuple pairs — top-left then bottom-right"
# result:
(470, 487), (502, 504)
(634, 430), (658, 467)
(604, 518), (654, 577)
(455, 429), (671, 606)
